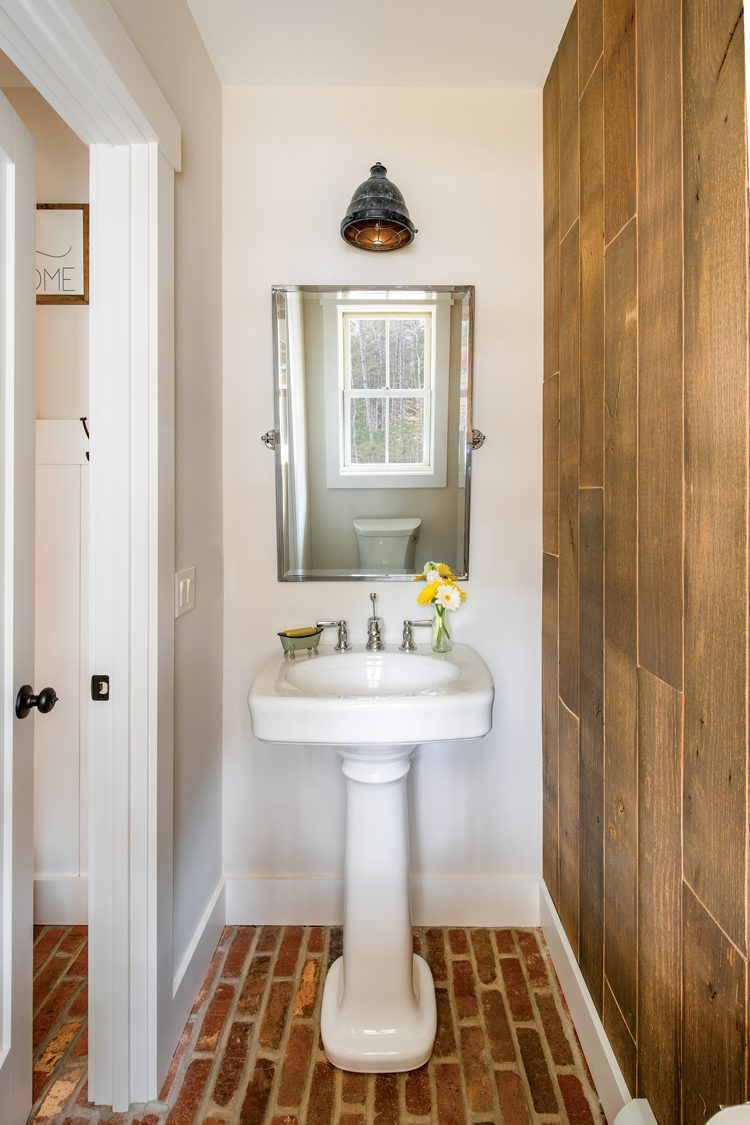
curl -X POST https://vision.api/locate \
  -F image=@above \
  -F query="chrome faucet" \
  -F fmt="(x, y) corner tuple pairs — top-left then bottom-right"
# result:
(316, 619), (351, 652)
(365, 592), (385, 651)
(399, 619), (432, 652)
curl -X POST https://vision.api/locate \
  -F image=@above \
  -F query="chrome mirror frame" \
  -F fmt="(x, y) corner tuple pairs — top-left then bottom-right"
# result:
(269, 284), (478, 582)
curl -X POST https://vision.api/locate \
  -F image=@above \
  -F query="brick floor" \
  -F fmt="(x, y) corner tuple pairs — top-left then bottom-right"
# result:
(29, 924), (606, 1123)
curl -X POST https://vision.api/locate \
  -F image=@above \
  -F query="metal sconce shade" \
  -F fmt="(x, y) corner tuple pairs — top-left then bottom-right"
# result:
(341, 162), (417, 251)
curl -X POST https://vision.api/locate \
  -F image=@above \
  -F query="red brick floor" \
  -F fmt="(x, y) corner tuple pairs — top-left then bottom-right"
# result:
(30, 924), (605, 1123)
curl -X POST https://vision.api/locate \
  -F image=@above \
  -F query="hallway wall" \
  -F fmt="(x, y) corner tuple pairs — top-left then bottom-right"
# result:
(0, 79), (91, 921)
(0, 82), (88, 418)
(542, 1), (749, 1119)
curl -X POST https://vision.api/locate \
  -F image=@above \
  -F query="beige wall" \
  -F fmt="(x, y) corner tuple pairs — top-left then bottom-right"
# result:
(1, 84), (88, 419)
(108, 0), (224, 969)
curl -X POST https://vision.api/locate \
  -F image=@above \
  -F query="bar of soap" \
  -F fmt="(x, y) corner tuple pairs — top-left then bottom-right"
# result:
(280, 626), (319, 638)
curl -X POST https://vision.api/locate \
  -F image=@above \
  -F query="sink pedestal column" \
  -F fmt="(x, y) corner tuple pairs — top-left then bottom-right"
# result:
(321, 744), (436, 1073)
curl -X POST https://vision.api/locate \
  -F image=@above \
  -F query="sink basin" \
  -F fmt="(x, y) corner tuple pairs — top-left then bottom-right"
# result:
(247, 641), (494, 1073)
(286, 650), (460, 696)
(248, 643), (494, 745)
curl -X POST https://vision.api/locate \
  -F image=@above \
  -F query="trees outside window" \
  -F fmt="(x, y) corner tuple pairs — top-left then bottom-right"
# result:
(343, 312), (432, 473)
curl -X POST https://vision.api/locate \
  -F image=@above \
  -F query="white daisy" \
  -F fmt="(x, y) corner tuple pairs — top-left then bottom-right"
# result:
(423, 565), (441, 584)
(435, 583), (462, 611)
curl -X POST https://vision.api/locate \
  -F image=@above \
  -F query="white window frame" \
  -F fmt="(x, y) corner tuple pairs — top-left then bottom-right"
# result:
(323, 292), (452, 489)
(341, 306), (433, 477)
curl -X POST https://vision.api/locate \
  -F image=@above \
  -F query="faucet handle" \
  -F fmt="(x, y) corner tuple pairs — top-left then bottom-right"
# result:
(399, 618), (432, 652)
(335, 620), (351, 652)
(316, 619), (352, 652)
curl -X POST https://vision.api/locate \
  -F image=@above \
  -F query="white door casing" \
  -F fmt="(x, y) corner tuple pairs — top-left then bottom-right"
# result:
(0, 0), (181, 1110)
(89, 140), (179, 1108)
(0, 90), (36, 1125)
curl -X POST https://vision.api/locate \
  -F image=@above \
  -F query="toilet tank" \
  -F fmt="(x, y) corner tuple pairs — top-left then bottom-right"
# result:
(353, 518), (422, 571)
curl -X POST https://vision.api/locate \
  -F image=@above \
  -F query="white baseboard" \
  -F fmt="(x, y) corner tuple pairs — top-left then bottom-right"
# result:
(34, 875), (88, 924)
(159, 878), (226, 1084)
(613, 1101), (659, 1125)
(540, 882), (633, 1123)
(172, 879), (226, 1001)
(226, 877), (341, 925)
(412, 875), (541, 926)
(226, 875), (541, 927)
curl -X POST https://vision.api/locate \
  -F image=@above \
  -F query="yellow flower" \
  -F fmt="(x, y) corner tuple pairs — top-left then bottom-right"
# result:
(417, 581), (440, 605)
(436, 563), (456, 579)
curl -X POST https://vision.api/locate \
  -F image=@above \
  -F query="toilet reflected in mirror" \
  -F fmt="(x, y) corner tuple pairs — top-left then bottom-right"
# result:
(353, 517), (421, 572)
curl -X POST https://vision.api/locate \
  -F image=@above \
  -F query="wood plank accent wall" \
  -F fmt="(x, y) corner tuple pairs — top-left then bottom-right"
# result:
(542, 1), (750, 1118)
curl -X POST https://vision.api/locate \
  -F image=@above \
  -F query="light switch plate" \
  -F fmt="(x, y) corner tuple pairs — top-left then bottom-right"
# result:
(175, 566), (196, 618)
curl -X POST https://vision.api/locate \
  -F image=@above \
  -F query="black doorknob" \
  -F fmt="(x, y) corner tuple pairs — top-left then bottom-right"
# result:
(15, 685), (59, 719)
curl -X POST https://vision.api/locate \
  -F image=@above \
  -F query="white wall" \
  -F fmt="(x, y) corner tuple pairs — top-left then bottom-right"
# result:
(1, 84), (88, 419)
(108, 0), (224, 970)
(222, 87), (543, 922)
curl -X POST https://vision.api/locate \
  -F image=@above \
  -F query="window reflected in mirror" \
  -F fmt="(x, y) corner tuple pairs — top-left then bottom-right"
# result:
(272, 285), (475, 581)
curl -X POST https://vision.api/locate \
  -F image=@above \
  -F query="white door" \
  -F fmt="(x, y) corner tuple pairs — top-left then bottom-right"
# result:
(0, 91), (37, 1125)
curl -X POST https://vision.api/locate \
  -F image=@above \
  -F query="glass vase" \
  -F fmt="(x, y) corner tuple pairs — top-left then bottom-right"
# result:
(432, 604), (453, 653)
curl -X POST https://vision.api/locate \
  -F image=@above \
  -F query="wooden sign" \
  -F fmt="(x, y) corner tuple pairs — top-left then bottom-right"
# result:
(36, 204), (89, 305)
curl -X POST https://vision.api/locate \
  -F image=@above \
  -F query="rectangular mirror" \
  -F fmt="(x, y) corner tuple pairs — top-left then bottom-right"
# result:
(272, 284), (476, 581)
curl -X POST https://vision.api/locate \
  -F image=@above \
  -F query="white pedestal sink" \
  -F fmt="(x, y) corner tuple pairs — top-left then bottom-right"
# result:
(248, 643), (494, 1073)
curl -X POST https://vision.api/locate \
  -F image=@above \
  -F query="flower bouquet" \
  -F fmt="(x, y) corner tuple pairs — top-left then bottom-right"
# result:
(415, 561), (466, 652)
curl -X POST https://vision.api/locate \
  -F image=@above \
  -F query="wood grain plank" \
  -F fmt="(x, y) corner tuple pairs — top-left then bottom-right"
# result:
(579, 59), (604, 487)
(543, 554), (560, 904)
(683, 0), (748, 951)
(559, 224), (580, 716)
(559, 7), (580, 237)
(559, 700), (580, 954)
(682, 884), (746, 1117)
(603, 217), (638, 1034)
(637, 669), (682, 1124)
(603, 979), (636, 1095)
(578, 0), (603, 95)
(603, 0), (636, 242)
(578, 487), (604, 1014)
(637, 0), (684, 691)
(543, 374), (559, 556)
(544, 56), (561, 382)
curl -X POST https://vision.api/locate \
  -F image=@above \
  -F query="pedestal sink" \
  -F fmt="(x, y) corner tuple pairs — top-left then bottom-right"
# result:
(248, 643), (494, 1072)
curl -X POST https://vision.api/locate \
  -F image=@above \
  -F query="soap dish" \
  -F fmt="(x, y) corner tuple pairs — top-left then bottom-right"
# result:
(278, 626), (323, 658)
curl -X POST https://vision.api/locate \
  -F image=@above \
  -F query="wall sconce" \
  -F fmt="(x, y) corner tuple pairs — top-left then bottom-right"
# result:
(340, 162), (417, 251)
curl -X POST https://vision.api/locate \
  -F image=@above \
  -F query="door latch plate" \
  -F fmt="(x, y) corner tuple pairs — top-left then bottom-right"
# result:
(91, 675), (110, 701)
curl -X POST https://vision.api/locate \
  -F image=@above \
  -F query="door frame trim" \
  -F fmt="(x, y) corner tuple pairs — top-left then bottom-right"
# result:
(0, 0), (180, 1108)
(0, 85), (37, 1125)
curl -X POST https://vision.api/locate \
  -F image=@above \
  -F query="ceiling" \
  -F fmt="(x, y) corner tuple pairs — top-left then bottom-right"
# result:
(185, 1), (576, 89)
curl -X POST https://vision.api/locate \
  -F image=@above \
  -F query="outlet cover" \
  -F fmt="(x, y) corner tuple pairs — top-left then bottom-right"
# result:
(175, 566), (196, 618)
